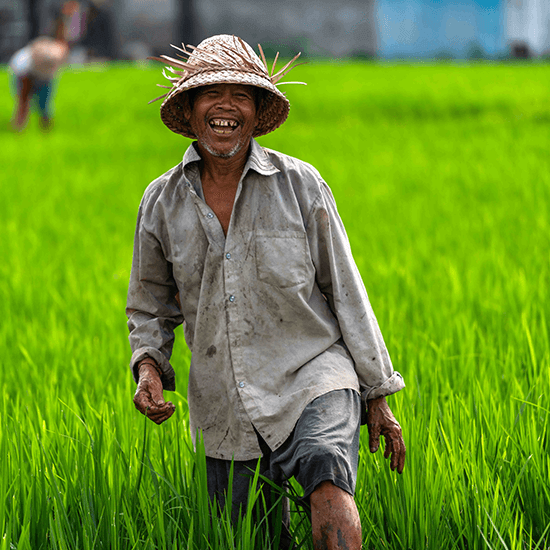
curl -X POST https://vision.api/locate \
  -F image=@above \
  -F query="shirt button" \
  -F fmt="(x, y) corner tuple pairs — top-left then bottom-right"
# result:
(206, 212), (214, 219)
(239, 382), (245, 388)
(225, 253), (231, 259)
(229, 295), (235, 302)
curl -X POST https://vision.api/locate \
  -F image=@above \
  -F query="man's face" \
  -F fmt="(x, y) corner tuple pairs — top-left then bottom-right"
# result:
(185, 84), (259, 160)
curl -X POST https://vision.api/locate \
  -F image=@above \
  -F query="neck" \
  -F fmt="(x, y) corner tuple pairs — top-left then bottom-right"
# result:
(197, 141), (251, 187)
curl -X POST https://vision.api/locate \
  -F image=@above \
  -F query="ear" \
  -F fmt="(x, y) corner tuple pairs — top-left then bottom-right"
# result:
(181, 93), (192, 119)
(253, 89), (264, 131)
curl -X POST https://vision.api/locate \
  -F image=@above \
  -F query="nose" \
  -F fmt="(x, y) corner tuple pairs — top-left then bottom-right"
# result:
(217, 88), (236, 110)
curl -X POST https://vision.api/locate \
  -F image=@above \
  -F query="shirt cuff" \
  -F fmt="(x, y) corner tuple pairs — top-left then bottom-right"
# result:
(360, 371), (405, 403)
(130, 347), (176, 391)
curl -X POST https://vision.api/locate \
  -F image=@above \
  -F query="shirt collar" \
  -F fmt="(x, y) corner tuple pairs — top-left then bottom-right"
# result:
(245, 139), (280, 177)
(182, 141), (202, 168)
(181, 139), (280, 178)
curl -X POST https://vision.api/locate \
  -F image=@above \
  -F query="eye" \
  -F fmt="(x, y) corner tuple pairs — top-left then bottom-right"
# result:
(235, 92), (253, 101)
(198, 89), (219, 99)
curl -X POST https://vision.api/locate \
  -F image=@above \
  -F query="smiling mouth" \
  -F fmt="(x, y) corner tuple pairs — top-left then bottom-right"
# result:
(209, 118), (239, 135)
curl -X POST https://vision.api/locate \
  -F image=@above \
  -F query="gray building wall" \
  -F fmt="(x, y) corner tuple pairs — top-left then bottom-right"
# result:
(119, 0), (377, 58)
(196, 0), (377, 57)
(118, 0), (178, 56)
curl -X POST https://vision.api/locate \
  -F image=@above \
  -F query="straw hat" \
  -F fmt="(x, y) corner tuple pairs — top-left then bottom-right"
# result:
(149, 34), (304, 138)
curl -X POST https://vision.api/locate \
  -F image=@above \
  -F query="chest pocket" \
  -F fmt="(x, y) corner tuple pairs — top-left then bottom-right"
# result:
(255, 230), (308, 289)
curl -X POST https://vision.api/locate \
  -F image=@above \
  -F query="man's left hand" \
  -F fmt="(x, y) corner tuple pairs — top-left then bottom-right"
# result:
(366, 396), (406, 474)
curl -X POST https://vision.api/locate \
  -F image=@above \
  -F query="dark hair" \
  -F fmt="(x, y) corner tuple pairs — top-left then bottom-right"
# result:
(254, 87), (268, 112)
(186, 88), (198, 110)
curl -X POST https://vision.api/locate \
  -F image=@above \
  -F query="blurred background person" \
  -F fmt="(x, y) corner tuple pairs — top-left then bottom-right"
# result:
(8, 35), (69, 132)
(5, 0), (84, 132)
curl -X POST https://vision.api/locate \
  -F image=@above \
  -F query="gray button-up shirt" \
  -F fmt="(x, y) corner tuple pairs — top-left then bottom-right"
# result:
(127, 139), (405, 460)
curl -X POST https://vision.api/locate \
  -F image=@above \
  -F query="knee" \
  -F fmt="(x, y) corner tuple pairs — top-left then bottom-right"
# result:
(304, 443), (343, 466)
(310, 479), (340, 501)
(297, 441), (357, 501)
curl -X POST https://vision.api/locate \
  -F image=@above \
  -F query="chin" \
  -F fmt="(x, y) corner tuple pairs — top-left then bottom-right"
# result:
(203, 140), (244, 159)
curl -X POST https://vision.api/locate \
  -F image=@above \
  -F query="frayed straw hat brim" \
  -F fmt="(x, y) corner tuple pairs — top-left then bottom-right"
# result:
(160, 70), (290, 138)
(150, 35), (304, 139)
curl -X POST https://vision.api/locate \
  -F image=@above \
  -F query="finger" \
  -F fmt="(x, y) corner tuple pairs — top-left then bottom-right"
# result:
(133, 390), (154, 416)
(397, 440), (406, 474)
(390, 442), (399, 471)
(146, 401), (175, 424)
(150, 407), (174, 425)
(145, 403), (169, 418)
(134, 379), (165, 412)
(369, 425), (381, 453)
(146, 410), (169, 424)
(384, 436), (392, 460)
(389, 435), (405, 473)
(151, 396), (166, 407)
(382, 431), (397, 469)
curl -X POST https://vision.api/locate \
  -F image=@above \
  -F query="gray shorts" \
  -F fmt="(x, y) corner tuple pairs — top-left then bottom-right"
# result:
(206, 388), (361, 522)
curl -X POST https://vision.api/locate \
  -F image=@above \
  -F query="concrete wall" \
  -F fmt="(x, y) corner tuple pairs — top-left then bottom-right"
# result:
(195, 0), (377, 57)
(119, 0), (377, 58)
(118, 0), (177, 56)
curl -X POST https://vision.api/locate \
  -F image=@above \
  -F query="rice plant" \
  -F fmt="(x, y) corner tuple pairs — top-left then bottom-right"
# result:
(0, 60), (549, 549)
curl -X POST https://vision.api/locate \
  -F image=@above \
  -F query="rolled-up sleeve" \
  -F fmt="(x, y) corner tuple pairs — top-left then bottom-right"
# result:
(306, 179), (405, 401)
(126, 199), (183, 391)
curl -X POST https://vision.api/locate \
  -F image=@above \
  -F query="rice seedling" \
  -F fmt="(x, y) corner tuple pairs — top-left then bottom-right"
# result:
(0, 59), (548, 549)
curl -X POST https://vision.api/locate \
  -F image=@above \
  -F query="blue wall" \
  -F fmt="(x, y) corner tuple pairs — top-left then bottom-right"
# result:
(376, 0), (507, 58)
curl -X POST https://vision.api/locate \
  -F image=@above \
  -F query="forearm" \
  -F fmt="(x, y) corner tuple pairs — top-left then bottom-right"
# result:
(137, 357), (163, 379)
(361, 394), (386, 424)
(128, 337), (178, 391)
(367, 395), (386, 408)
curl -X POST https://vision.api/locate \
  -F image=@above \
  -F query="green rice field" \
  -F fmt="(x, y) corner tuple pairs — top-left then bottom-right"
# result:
(0, 60), (549, 549)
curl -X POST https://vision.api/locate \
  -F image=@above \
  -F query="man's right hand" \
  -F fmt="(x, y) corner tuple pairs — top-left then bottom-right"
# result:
(133, 361), (175, 424)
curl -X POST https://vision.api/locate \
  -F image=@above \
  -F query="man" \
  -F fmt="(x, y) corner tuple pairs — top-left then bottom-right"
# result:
(128, 34), (405, 549)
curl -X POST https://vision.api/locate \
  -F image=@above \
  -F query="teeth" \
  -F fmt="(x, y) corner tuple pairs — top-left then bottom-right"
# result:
(211, 119), (238, 128)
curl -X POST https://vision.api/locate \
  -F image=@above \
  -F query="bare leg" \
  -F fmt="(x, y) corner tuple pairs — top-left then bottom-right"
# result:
(310, 481), (362, 550)
(13, 76), (32, 131)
